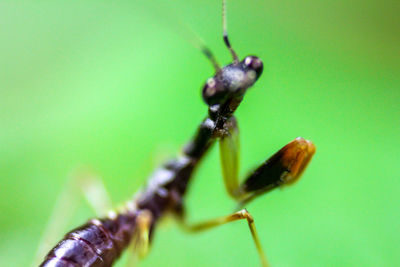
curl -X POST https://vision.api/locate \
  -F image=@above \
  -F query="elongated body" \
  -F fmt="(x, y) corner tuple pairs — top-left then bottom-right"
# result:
(39, 123), (207, 266)
(40, 1), (315, 266)
(40, 55), (264, 266)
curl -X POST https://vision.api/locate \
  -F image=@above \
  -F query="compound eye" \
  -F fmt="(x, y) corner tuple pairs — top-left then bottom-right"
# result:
(244, 56), (263, 76)
(202, 77), (227, 106)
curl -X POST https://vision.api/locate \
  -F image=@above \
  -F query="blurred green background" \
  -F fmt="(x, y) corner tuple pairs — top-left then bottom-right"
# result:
(1, 0), (399, 266)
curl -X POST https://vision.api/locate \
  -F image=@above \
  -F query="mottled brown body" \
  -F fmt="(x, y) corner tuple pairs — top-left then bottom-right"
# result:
(40, 213), (137, 267)
(38, 1), (315, 265)
(40, 98), (238, 266)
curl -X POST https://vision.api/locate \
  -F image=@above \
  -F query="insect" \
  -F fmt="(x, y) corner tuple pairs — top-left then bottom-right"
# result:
(39, 1), (315, 266)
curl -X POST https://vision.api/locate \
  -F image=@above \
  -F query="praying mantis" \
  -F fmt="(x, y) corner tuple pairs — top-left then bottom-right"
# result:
(39, 1), (315, 266)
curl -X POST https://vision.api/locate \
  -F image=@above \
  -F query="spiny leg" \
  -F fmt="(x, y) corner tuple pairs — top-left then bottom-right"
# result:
(219, 116), (316, 204)
(179, 209), (269, 267)
(217, 119), (315, 265)
(236, 137), (316, 206)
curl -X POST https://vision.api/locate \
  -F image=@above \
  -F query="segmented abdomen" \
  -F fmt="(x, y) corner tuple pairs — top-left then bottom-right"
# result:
(40, 212), (137, 267)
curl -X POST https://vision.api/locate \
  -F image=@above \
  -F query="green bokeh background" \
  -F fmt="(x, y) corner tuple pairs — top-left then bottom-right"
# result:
(1, 1), (399, 266)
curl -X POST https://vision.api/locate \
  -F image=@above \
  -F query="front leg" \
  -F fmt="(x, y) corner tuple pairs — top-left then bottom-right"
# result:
(237, 137), (316, 206)
(179, 208), (270, 267)
(218, 116), (316, 205)
(219, 116), (241, 199)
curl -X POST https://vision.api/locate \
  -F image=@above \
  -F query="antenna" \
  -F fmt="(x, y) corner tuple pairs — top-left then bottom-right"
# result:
(222, 0), (239, 63)
(189, 33), (221, 72)
(139, 0), (222, 72)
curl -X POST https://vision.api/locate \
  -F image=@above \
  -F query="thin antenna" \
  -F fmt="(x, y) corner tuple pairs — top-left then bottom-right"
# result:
(201, 46), (221, 72)
(190, 34), (221, 72)
(148, 0), (221, 72)
(223, 0), (239, 63)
